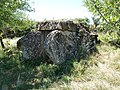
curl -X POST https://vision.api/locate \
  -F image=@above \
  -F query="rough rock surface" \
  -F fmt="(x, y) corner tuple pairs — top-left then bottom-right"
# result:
(78, 29), (96, 57)
(45, 30), (78, 64)
(17, 20), (97, 64)
(17, 32), (48, 60)
(37, 20), (77, 32)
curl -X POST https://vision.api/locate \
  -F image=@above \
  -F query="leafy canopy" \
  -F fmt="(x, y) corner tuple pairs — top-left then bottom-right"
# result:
(0, 0), (33, 34)
(83, 0), (120, 44)
(84, 0), (120, 31)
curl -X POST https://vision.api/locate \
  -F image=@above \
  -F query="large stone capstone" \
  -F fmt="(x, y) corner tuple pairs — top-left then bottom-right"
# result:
(36, 20), (77, 32)
(17, 20), (97, 64)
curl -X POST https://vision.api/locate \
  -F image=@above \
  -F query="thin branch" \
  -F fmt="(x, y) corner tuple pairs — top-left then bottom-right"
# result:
(92, 0), (109, 23)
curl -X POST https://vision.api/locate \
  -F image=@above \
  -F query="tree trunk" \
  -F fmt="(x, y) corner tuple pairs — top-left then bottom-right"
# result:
(0, 37), (5, 49)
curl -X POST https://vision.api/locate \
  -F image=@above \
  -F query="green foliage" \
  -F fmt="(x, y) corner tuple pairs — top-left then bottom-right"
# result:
(0, 45), (90, 89)
(0, 0), (32, 26)
(13, 19), (36, 37)
(73, 18), (90, 29)
(92, 16), (100, 28)
(0, 0), (34, 38)
(0, 0), (34, 48)
(84, 0), (120, 26)
(74, 18), (90, 25)
(0, 47), (21, 88)
(1, 39), (120, 89)
(84, 0), (120, 45)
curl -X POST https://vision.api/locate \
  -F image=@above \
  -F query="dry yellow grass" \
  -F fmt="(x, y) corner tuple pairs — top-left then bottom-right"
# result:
(47, 44), (120, 90)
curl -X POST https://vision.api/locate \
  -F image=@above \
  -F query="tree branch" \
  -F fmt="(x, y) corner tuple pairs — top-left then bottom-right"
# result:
(92, 1), (109, 23)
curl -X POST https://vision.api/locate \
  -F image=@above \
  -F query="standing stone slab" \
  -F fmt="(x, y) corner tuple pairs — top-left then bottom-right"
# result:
(17, 31), (48, 60)
(45, 30), (78, 64)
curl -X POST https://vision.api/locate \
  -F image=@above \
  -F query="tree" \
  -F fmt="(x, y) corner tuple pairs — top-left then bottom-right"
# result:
(83, 0), (120, 45)
(92, 16), (100, 28)
(0, 0), (33, 48)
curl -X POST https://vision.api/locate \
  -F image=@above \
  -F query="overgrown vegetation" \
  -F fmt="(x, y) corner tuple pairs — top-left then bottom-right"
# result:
(0, 0), (35, 49)
(83, 0), (120, 47)
(0, 0), (120, 90)
(0, 40), (120, 90)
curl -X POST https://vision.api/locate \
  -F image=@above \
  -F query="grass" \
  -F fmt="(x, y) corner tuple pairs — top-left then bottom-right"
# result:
(0, 39), (120, 90)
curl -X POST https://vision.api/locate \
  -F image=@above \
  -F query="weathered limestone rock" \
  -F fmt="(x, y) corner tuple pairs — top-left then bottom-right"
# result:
(45, 30), (78, 64)
(17, 32), (48, 60)
(17, 20), (97, 64)
(78, 29), (96, 55)
(37, 20), (77, 32)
